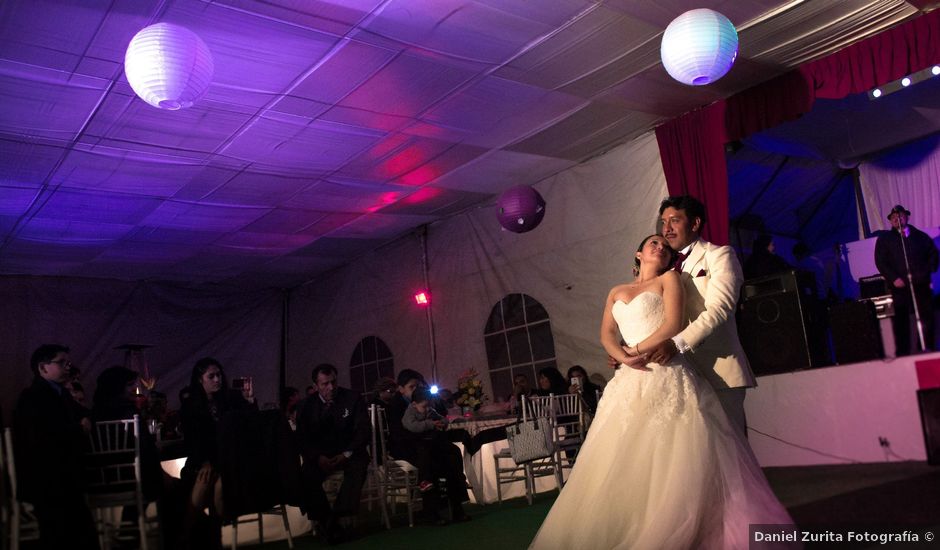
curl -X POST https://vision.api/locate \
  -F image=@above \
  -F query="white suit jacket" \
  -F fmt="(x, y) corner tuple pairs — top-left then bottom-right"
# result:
(676, 238), (757, 390)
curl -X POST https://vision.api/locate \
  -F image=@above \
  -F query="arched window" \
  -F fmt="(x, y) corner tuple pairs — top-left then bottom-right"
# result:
(483, 293), (556, 401)
(349, 336), (394, 394)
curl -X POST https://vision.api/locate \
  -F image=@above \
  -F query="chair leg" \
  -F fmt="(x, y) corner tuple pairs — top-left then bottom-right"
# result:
(494, 457), (503, 504)
(375, 476), (391, 530)
(231, 520), (238, 550)
(524, 464), (533, 506)
(138, 508), (149, 550)
(256, 513), (263, 545)
(12, 505), (20, 550)
(278, 506), (294, 549)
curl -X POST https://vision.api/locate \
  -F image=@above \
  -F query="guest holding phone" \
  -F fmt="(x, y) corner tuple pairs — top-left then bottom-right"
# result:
(566, 365), (600, 415)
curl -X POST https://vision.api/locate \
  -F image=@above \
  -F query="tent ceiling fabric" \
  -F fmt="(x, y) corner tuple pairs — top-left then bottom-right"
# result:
(0, 0), (925, 289)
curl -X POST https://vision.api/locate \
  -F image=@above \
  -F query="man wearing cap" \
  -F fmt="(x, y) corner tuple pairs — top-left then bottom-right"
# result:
(875, 205), (939, 355)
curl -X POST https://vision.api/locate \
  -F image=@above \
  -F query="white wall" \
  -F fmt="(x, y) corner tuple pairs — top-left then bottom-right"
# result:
(745, 353), (936, 466)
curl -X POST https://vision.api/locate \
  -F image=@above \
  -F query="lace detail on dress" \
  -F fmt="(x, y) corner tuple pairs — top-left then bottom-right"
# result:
(610, 292), (699, 430)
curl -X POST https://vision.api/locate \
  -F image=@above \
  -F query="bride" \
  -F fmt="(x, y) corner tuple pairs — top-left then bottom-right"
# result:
(529, 235), (795, 550)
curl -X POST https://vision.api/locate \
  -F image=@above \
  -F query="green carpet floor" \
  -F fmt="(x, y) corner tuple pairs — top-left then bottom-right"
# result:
(243, 461), (940, 550)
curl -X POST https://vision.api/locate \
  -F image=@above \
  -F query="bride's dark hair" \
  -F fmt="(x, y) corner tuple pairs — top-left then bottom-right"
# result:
(634, 234), (677, 276)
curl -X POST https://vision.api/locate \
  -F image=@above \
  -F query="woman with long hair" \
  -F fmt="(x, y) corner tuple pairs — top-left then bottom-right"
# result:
(178, 357), (253, 549)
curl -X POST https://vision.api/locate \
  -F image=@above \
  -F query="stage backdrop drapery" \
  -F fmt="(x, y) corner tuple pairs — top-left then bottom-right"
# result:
(655, 104), (730, 245)
(654, 9), (940, 245)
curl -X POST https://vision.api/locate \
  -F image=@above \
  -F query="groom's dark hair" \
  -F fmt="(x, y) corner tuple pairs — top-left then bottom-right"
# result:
(659, 195), (706, 229)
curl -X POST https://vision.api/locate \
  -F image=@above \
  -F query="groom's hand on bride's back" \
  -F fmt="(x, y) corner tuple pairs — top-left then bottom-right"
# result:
(647, 340), (678, 365)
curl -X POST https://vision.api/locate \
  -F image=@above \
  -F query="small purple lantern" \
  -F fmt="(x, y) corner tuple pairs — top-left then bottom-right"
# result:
(497, 185), (546, 233)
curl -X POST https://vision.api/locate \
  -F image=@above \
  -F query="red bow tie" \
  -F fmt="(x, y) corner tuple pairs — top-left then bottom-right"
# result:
(673, 251), (688, 272)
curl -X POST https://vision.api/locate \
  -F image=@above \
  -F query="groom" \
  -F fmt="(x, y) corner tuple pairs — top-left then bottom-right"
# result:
(645, 195), (756, 435)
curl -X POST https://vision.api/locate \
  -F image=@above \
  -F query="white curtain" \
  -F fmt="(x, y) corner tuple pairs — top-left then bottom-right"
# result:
(859, 134), (940, 232)
(0, 276), (283, 422)
(286, 131), (668, 398)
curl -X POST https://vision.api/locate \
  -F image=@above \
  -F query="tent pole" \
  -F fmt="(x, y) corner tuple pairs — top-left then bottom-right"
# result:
(418, 226), (438, 382)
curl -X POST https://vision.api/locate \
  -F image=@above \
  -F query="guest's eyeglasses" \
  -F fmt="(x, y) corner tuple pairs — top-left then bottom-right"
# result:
(46, 359), (73, 369)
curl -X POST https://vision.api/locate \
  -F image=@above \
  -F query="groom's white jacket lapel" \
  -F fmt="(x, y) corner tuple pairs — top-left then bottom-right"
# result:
(677, 238), (757, 390)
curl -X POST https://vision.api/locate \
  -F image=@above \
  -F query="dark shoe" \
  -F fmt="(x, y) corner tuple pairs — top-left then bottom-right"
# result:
(326, 522), (346, 545)
(451, 504), (472, 522)
(423, 510), (449, 526)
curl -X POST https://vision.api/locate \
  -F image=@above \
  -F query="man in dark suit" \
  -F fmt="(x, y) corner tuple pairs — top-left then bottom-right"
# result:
(13, 344), (99, 550)
(875, 204), (939, 355)
(296, 364), (370, 544)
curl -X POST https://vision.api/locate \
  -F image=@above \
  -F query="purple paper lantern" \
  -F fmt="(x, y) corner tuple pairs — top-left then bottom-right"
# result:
(497, 185), (546, 233)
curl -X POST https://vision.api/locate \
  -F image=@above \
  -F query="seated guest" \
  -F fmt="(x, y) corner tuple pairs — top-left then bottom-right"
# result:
(13, 344), (99, 550)
(296, 364), (370, 545)
(279, 386), (301, 431)
(387, 369), (471, 524)
(402, 387), (449, 492)
(507, 373), (535, 414)
(566, 365), (600, 415)
(179, 357), (255, 550)
(91, 366), (139, 420)
(370, 376), (398, 408)
(91, 365), (165, 529)
(536, 366), (568, 396)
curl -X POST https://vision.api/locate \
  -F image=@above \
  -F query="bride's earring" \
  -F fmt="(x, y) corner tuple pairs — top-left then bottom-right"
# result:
(632, 265), (639, 277)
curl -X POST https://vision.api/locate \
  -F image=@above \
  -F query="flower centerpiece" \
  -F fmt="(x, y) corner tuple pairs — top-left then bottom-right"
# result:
(455, 369), (486, 414)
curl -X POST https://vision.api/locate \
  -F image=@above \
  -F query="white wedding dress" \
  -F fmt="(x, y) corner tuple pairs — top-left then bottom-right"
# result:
(529, 292), (794, 550)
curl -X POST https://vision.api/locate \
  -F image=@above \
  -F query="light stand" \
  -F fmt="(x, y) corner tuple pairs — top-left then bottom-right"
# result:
(898, 228), (927, 351)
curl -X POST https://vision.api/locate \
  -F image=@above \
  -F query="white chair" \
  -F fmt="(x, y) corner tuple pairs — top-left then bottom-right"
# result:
(493, 395), (564, 505)
(2, 428), (40, 550)
(84, 415), (159, 550)
(372, 405), (422, 526)
(227, 504), (294, 550)
(551, 393), (587, 475)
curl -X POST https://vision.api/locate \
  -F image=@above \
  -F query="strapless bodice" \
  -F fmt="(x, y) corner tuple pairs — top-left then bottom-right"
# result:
(612, 291), (664, 346)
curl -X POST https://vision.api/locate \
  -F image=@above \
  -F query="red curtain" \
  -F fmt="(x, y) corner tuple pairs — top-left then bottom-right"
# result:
(654, 9), (940, 243)
(655, 104), (730, 244)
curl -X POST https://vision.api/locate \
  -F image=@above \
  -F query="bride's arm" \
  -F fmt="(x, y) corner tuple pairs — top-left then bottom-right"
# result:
(632, 271), (684, 355)
(600, 288), (632, 365)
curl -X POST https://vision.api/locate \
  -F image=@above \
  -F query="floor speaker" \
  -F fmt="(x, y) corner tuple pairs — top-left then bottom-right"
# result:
(917, 388), (940, 466)
(828, 300), (884, 364)
(738, 271), (829, 375)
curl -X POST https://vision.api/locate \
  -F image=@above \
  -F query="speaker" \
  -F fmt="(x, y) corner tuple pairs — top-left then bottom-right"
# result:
(917, 388), (940, 466)
(828, 300), (884, 364)
(738, 271), (829, 375)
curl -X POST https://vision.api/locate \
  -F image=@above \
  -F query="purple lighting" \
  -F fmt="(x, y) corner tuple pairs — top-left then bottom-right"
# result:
(497, 185), (545, 233)
(124, 23), (214, 110)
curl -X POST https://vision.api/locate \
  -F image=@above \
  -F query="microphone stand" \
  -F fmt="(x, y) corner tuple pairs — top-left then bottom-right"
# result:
(897, 226), (927, 351)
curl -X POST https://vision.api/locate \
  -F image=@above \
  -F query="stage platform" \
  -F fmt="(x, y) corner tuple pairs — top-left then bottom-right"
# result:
(746, 350), (940, 467)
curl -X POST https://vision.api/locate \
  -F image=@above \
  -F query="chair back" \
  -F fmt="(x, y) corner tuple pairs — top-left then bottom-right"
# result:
(522, 395), (554, 422)
(3, 427), (41, 546)
(552, 393), (586, 443)
(86, 416), (144, 500)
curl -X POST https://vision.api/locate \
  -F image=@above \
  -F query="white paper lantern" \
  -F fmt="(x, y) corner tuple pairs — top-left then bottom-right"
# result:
(124, 23), (214, 110)
(660, 9), (738, 86)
